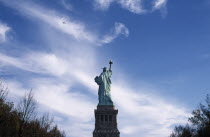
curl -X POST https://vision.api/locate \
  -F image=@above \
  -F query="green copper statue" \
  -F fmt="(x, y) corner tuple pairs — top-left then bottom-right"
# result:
(95, 60), (113, 106)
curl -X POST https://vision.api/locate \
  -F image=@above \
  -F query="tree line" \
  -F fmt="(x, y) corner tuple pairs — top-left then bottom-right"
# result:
(0, 82), (66, 137)
(170, 95), (210, 137)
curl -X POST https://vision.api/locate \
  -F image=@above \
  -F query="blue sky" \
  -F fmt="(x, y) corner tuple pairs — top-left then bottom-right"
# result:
(0, 0), (210, 137)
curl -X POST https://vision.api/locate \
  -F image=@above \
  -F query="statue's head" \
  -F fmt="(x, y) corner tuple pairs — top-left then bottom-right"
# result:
(103, 67), (107, 72)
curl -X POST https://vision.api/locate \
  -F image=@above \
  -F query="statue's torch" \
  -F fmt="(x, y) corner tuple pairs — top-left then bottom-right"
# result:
(109, 60), (113, 71)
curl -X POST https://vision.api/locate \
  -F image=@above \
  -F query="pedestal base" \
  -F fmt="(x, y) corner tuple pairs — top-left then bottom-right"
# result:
(93, 105), (120, 137)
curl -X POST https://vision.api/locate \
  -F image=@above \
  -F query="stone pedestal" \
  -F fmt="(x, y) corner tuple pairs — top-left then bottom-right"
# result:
(93, 105), (120, 137)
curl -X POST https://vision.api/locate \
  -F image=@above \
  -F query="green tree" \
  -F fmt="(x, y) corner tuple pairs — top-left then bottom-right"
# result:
(170, 125), (194, 137)
(0, 81), (66, 137)
(170, 95), (210, 137)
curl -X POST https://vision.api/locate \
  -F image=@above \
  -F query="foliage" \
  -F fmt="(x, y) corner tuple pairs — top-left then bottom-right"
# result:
(0, 82), (65, 137)
(170, 95), (210, 137)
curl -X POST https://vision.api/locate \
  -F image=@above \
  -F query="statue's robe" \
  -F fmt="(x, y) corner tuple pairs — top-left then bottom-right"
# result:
(95, 70), (113, 105)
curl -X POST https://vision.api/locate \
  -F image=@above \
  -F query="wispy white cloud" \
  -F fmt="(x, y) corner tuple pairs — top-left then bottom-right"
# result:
(1, 0), (96, 42)
(94, 0), (145, 14)
(32, 78), (94, 121)
(111, 82), (190, 137)
(94, 0), (114, 9)
(94, 0), (169, 16)
(153, 0), (168, 10)
(0, 22), (10, 43)
(118, 0), (145, 14)
(60, 0), (73, 11)
(0, 53), (67, 76)
(24, 6), (96, 42)
(1, 0), (128, 46)
(100, 22), (129, 45)
(152, 0), (168, 17)
(0, 52), (97, 91)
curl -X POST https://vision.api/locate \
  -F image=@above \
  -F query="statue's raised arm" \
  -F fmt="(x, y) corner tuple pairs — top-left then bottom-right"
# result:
(109, 60), (113, 71)
(95, 60), (114, 106)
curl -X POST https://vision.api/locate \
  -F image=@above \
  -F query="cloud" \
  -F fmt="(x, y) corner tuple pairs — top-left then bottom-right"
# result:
(94, 0), (145, 14)
(94, 0), (169, 16)
(60, 0), (73, 11)
(24, 7), (96, 42)
(1, 0), (128, 45)
(0, 22), (10, 43)
(32, 78), (94, 121)
(94, 0), (114, 9)
(152, 0), (168, 17)
(0, 52), (97, 90)
(100, 22), (129, 45)
(0, 53), (67, 76)
(118, 0), (145, 14)
(1, 0), (96, 42)
(111, 82), (190, 137)
(153, 0), (168, 10)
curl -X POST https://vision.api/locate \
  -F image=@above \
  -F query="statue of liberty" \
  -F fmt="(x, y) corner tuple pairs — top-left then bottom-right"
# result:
(94, 60), (113, 106)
